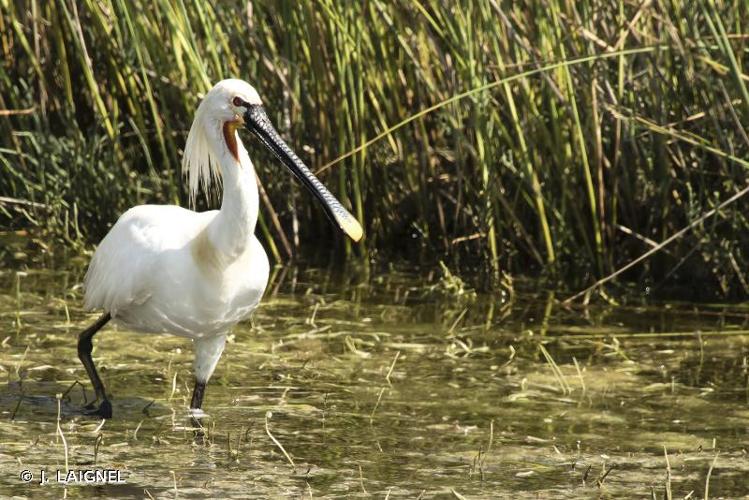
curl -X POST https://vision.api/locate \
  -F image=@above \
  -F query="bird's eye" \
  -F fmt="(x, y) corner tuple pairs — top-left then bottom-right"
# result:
(232, 96), (245, 107)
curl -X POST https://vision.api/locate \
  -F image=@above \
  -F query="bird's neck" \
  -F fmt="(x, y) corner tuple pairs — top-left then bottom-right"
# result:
(208, 126), (259, 260)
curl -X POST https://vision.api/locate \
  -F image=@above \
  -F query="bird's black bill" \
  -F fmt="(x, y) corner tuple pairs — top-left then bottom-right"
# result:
(244, 105), (363, 242)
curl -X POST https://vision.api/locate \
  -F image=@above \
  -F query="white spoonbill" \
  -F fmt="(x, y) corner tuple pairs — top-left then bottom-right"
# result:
(78, 79), (362, 419)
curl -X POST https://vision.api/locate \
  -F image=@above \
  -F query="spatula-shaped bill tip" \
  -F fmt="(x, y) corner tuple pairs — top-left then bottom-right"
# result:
(335, 209), (363, 242)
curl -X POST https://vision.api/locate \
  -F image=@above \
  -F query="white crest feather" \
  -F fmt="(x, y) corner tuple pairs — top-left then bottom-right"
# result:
(182, 97), (222, 207)
(181, 79), (263, 207)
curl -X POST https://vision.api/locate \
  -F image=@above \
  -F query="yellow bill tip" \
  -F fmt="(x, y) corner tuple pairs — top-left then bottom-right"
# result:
(336, 212), (364, 242)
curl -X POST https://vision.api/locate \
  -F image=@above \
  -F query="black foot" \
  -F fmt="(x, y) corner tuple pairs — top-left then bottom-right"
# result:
(189, 407), (210, 441)
(83, 400), (113, 419)
(192, 422), (207, 442)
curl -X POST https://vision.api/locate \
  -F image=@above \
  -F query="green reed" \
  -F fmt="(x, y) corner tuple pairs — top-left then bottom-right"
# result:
(1, 1), (748, 296)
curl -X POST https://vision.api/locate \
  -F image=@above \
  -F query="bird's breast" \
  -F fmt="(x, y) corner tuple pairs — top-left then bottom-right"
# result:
(195, 234), (269, 325)
(117, 234), (269, 339)
(190, 227), (225, 278)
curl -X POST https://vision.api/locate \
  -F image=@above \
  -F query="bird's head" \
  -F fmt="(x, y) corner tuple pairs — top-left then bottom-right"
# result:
(200, 79), (262, 126)
(185, 79), (363, 243)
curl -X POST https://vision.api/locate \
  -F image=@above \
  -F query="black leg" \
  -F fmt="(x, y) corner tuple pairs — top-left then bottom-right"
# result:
(190, 380), (206, 410)
(189, 380), (208, 433)
(77, 313), (113, 419)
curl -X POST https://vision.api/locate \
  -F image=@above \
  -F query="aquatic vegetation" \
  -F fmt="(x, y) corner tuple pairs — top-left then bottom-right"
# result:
(1, 2), (749, 295)
(425, 261), (477, 300)
(1, 266), (748, 497)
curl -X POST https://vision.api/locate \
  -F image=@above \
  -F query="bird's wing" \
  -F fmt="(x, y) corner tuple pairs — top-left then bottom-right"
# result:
(83, 205), (203, 316)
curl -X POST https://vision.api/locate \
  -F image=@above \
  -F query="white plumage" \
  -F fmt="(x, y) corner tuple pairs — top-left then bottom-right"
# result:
(84, 204), (268, 339)
(78, 79), (361, 419)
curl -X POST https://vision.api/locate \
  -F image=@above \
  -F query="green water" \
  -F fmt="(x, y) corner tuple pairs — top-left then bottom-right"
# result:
(1, 257), (748, 498)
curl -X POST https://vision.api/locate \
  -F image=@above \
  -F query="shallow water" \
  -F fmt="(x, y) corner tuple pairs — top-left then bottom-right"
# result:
(1, 258), (748, 498)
